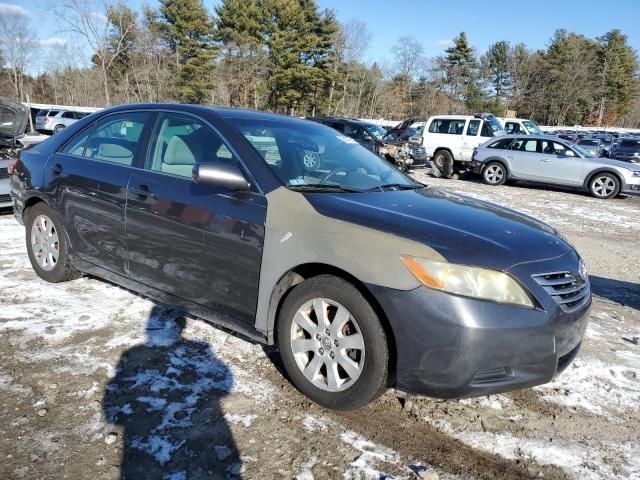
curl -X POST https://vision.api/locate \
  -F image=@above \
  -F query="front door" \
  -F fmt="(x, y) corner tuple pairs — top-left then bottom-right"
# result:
(461, 119), (480, 161)
(537, 140), (586, 186)
(43, 111), (152, 277)
(125, 112), (266, 322)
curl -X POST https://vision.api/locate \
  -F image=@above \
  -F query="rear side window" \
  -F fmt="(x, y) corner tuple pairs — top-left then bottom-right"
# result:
(83, 112), (150, 166)
(146, 112), (238, 179)
(60, 128), (92, 156)
(511, 138), (538, 152)
(505, 122), (523, 134)
(428, 119), (465, 135)
(48, 110), (60, 117)
(62, 112), (74, 119)
(488, 138), (513, 149)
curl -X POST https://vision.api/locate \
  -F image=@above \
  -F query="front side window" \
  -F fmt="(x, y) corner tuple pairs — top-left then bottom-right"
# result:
(230, 118), (420, 192)
(466, 120), (480, 136)
(484, 115), (503, 133)
(83, 112), (150, 166)
(61, 128), (92, 156)
(428, 119), (466, 135)
(480, 123), (494, 137)
(147, 113), (238, 178)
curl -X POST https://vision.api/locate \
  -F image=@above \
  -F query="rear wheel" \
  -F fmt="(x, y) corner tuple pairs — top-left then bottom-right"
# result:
(588, 173), (620, 199)
(277, 275), (388, 410)
(482, 162), (507, 185)
(25, 203), (81, 282)
(53, 124), (65, 134)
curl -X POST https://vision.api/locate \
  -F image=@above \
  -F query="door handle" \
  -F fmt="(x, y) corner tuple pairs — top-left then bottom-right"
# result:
(50, 163), (63, 175)
(540, 159), (550, 162)
(129, 184), (155, 198)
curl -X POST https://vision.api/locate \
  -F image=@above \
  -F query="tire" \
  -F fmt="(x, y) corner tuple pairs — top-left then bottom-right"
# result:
(54, 125), (65, 134)
(25, 203), (81, 283)
(588, 172), (620, 199)
(432, 150), (454, 178)
(482, 161), (507, 185)
(277, 275), (389, 410)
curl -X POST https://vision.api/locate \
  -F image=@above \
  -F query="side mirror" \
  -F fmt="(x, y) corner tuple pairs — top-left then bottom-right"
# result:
(192, 163), (251, 191)
(362, 133), (372, 142)
(563, 150), (576, 157)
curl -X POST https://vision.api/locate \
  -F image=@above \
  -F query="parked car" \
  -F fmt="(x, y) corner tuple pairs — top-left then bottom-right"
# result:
(471, 135), (640, 199)
(556, 133), (579, 143)
(11, 104), (591, 410)
(498, 117), (544, 135)
(307, 116), (426, 170)
(421, 113), (506, 178)
(35, 109), (89, 134)
(576, 138), (605, 157)
(608, 137), (640, 163)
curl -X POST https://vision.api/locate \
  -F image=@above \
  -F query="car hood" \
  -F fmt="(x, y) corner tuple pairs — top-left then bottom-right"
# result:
(305, 187), (573, 271)
(0, 97), (28, 138)
(585, 156), (640, 169)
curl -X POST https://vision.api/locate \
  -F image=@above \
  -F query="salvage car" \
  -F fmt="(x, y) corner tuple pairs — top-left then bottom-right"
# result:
(0, 97), (29, 209)
(10, 104), (591, 410)
(472, 135), (640, 198)
(307, 116), (426, 170)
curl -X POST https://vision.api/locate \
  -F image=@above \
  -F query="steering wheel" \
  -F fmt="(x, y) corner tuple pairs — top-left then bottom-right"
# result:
(318, 167), (363, 185)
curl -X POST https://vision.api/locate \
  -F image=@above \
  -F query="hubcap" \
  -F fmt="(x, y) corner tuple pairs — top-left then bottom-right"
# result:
(485, 165), (504, 184)
(290, 298), (365, 392)
(31, 215), (59, 271)
(592, 176), (615, 197)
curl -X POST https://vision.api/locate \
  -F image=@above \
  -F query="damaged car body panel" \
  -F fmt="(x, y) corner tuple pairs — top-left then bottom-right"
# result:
(0, 97), (29, 147)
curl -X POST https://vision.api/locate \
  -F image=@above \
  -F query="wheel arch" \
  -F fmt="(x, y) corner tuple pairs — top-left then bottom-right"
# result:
(266, 262), (397, 386)
(433, 147), (454, 158)
(584, 168), (623, 190)
(22, 194), (47, 220)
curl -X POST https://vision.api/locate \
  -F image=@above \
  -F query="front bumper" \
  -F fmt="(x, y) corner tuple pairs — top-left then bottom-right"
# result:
(369, 250), (591, 399)
(621, 176), (640, 195)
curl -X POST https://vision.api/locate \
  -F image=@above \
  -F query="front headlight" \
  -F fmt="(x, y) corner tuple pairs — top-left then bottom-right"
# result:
(401, 256), (534, 308)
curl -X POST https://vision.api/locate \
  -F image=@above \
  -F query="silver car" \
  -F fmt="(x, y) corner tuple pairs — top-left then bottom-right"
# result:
(471, 135), (640, 199)
(35, 109), (88, 134)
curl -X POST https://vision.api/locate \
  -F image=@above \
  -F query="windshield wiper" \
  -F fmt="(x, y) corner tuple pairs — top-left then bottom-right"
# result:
(287, 184), (361, 193)
(365, 183), (424, 192)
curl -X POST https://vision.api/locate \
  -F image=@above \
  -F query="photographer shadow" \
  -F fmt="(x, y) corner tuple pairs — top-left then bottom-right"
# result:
(104, 305), (242, 479)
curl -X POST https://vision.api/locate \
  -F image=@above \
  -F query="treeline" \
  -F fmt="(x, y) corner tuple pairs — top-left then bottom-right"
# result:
(1, 0), (639, 127)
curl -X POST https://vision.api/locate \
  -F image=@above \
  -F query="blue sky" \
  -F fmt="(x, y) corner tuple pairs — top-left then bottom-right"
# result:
(7, 0), (640, 72)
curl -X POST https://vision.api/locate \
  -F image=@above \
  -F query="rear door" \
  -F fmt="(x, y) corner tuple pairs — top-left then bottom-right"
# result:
(125, 111), (266, 322)
(537, 140), (585, 185)
(506, 138), (542, 179)
(44, 111), (153, 276)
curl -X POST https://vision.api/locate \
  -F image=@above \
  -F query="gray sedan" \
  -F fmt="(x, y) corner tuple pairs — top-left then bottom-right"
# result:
(471, 135), (640, 199)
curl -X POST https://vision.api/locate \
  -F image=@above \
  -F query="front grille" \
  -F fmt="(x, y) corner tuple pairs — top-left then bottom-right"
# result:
(0, 167), (8, 179)
(532, 271), (590, 312)
(0, 193), (11, 203)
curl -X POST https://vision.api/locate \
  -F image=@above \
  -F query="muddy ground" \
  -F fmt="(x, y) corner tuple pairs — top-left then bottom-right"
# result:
(0, 173), (639, 480)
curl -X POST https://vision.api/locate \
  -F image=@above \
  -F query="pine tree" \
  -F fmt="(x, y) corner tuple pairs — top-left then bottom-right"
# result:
(158, 0), (216, 103)
(443, 32), (484, 111)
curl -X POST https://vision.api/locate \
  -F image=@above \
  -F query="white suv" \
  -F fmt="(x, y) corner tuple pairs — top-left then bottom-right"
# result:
(422, 113), (505, 177)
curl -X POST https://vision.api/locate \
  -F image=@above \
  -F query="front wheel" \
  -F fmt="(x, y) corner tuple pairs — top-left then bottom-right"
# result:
(277, 275), (389, 410)
(25, 203), (81, 282)
(588, 173), (620, 199)
(54, 124), (65, 134)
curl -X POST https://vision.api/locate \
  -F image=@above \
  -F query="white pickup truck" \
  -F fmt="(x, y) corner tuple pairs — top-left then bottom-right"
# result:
(497, 117), (544, 135)
(421, 113), (506, 177)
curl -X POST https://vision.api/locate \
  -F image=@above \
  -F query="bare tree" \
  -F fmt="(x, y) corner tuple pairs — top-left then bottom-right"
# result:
(51, 0), (136, 105)
(0, 5), (38, 101)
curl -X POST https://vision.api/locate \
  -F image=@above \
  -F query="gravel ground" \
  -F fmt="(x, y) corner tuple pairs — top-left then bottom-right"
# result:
(0, 173), (639, 480)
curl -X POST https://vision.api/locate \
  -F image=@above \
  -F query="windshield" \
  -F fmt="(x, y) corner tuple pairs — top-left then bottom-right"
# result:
(363, 123), (386, 140)
(573, 144), (595, 158)
(522, 120), (543, 135)
(229, 117), (421, 192)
